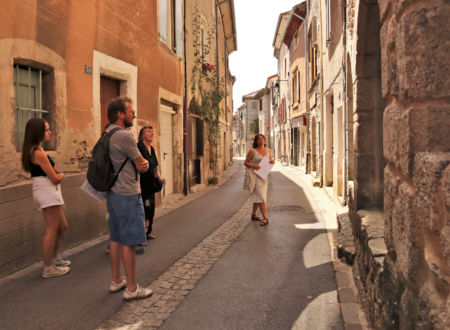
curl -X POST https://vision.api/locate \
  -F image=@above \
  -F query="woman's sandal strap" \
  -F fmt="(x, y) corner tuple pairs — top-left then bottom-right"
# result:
(260, 218), (269, 226)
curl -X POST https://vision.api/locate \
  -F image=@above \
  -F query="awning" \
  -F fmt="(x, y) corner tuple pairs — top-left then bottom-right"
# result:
(291, 115), (307, 128)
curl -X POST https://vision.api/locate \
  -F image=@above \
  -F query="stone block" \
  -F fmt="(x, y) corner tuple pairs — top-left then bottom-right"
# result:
(383, 104), (411, 176)
(409, 106), (450, 153)
(397, 5), (450, 102)
(380, 16), (399, 98)
(383, 165), (402, 251)
(378, 0), (390, 22)
(412, 152), (450, 232)
(390, 182), (424, 285)
(354, 78), (380, 112)
(354, 119), (376, 153)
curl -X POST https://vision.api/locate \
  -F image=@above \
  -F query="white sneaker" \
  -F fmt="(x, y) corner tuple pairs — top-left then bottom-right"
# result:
(42, 264), (70, 278)
(110, 277), (127, 293)
(53, 257), (71, 267)
(123, 285), (153, 301)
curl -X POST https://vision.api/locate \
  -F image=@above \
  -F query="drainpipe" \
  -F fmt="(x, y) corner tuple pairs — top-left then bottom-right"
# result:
(215, 0), (220, 178)
(342, 0), (348, 205)
(291, 9), (309, 170)
(183, 0), (189, 195)
(318, 2), (324, 186)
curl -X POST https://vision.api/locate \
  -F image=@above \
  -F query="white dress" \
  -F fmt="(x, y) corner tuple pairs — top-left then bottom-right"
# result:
(249, 148), (268, 203)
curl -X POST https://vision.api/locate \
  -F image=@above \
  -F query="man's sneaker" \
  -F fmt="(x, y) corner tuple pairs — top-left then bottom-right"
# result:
(53, 257), (71, 267)
(123, 285), (153, 301)
(42, 264), (70, 278)
(110, 277), (127, 293)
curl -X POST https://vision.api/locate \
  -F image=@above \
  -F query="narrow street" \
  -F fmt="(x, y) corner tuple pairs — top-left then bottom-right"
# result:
(0, 160), (344, 329)
(160, 166), (343, 330)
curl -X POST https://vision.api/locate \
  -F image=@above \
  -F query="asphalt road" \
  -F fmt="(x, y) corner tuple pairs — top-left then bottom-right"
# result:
(160, 168), (344, 330)
(0, 161), (249, 330)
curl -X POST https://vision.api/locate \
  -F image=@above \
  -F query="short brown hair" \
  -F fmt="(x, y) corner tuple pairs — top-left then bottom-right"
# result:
(107, 96), (132, 124)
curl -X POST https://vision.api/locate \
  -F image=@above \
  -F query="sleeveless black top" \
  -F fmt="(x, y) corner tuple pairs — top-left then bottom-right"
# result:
(30, 155), (55, 177)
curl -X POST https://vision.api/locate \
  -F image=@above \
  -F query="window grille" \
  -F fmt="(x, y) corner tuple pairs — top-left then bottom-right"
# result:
(14, 64), (51, 152)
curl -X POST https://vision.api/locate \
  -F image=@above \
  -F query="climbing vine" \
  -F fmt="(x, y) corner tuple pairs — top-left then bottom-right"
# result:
(189, 3), (227, 180)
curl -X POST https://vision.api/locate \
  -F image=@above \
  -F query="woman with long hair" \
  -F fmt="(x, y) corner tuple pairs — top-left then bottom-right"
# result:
(137, 125), (165, 242)
(244, 134), (275, 226)
(21, 118), (70, 278)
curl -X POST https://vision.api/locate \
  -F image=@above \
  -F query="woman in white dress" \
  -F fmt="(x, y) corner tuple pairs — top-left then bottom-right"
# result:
(244, 134), (275, 226)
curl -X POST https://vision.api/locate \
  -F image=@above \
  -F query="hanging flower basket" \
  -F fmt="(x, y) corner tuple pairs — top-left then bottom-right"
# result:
(201, 62), (215, 75)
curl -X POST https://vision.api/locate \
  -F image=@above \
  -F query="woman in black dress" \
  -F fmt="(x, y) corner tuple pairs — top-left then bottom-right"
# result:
(138, 126), (164, 241)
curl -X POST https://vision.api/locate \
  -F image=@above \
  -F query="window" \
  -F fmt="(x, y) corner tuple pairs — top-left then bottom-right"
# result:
(159, 0), (182, 56)
(259, 99), (263, 111)
(284, 59), (287, 79)
(309, 43), (318, 83)
(14, 64), (53, 151)
(292, 69), (301, 105)
(326, 0), (331, 45)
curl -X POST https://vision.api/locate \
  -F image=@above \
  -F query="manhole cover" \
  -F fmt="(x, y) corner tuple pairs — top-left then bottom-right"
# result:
(270, 205), (304, 212)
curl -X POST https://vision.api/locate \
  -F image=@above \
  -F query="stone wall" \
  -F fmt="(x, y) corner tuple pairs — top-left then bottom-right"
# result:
(0, 173), (107, 278)
(350, 0), (450, 328)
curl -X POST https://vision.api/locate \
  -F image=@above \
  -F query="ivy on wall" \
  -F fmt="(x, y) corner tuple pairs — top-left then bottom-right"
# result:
(189, 3), (227, 180)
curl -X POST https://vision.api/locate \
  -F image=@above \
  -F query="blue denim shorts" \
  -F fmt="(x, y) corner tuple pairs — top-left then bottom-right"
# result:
(106, 192), (146, 246)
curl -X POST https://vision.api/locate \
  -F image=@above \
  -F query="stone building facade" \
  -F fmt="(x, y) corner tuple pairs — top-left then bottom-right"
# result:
(272, 11), (292, 164)
(265, 74), (278, 153)
(241, 88), (269, 154)
(184, 0), (236, 188)
(0, 0), (236, 279)
(347, 0), (449, 328)
(283, 4), (308, 170)
(282, 0), (450, 327)
(300, 0), (450, 328)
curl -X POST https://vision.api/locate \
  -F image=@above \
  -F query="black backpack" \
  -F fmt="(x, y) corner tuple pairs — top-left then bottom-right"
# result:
(87, 127), (128, 191)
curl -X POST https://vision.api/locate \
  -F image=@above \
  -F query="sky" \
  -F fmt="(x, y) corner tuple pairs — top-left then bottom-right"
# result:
(229, 0), (303, 113)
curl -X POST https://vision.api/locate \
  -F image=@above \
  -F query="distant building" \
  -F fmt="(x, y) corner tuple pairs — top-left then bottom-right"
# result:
(242, 88), (269, 154)
(283, 3), (307, 170)
(265, 74), (278, 156)
(272, 11), (292, 164)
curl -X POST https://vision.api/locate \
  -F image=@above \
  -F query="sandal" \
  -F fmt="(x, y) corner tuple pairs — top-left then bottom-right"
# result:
(260, 218), (269, 226)
(251, 214), (262, 221)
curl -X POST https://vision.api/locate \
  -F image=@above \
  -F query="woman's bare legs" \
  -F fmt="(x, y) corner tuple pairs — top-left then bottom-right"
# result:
(252, 203), (260, 217)
(259, 202), (268, 219)
(54, 207), (68, 258)
(42, 206), (67, 267)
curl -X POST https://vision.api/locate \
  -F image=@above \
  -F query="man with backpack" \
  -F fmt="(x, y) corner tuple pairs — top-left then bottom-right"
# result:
(98, 96), (153, 301)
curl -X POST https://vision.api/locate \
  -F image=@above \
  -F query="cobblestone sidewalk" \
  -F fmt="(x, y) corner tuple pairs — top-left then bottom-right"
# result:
(97, 196), (252, 329)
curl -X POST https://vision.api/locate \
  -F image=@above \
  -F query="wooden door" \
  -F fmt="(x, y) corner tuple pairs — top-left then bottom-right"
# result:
(100, 76), (120, 133)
